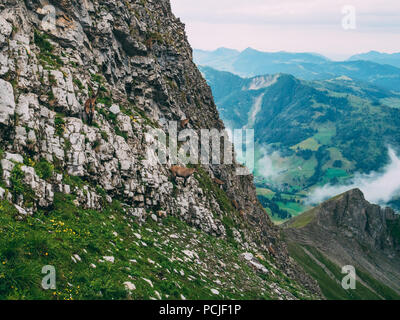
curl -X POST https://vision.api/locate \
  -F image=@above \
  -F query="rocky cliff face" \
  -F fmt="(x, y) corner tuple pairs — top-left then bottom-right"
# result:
(0, 0), (320, 299)
(284, 189), (400, 297)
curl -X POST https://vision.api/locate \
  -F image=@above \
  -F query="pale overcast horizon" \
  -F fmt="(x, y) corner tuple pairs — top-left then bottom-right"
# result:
(170, 0), (400, 61)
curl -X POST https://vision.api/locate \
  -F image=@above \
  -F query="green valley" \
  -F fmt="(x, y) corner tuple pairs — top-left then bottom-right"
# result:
(200, 66), (400, 221)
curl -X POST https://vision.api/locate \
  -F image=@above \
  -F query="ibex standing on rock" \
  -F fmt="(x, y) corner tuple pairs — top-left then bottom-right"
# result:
(170, 166), (196, 186)
(213, 178), (225, 187)
(84, 84), (101, 125)
(232, 200), (240, 210)
(180, 119), (189, 129)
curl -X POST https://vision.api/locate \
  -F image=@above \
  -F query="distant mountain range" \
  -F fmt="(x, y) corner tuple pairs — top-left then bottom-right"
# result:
(200, 66), (400, 219)
(194, 48), (400, 92)
(194, 48), (328, 76)
(349, 51), (400, 68)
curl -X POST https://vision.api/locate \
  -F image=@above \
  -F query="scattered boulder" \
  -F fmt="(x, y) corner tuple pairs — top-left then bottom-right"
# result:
(239, 252), (269, 274)
(123, 281), (136, 291)
(110, 104), (120, 115)
(103, 256), (115, 263)
(142, 278), (153, 288)
(211, 289), (220, 295)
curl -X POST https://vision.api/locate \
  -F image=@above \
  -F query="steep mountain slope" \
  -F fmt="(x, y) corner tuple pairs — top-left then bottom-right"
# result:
(283, 189), (400, 299)
(195, 48), (400, 92)
(200, 66), (400, 219)
(0, 0), (321, 299)
(349, 51), (400, 69)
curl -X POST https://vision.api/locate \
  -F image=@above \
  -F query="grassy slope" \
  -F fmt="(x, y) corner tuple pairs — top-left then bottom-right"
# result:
(0, 144), (317, 300)
(285, 207), (318, 229)
(287, 242), (400, 300)
(0, 192), (316, 300)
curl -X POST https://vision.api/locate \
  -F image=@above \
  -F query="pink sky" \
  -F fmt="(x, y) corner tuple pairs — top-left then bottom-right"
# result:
(170, 0), (400, 60)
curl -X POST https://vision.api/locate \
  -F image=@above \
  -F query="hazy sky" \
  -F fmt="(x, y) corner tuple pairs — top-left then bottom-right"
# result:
(170, 0), (400, 60)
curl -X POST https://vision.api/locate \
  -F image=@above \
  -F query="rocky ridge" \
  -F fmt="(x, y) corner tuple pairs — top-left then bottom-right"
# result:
(284, 189), (400, 297)
(0, 0), (320, 298)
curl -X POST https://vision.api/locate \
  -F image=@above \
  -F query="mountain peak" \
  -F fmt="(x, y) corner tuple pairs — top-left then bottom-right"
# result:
(286, 187), (399, 251)
(284, 189), (400, 296)
(241, 47), (259, 54)
(327, 188), (365, 203)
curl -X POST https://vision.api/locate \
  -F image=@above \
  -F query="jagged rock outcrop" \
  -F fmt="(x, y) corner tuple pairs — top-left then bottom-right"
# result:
(0, 0), (321, 298)
(284, 189), (400, 295)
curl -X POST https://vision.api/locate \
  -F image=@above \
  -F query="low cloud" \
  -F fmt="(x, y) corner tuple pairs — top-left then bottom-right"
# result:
(257, 146), (283, 181)
(308, 147), (400, 205)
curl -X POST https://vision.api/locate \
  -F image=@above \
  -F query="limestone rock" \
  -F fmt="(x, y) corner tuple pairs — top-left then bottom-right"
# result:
(0, 16), (12, 46)
(123, 281), (136, 291)
(0, 79), (15, 125)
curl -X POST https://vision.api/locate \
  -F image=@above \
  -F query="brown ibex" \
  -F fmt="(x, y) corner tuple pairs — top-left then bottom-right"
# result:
(232, 200), (240, 210)
(213, 178), (225, 186)
(170, 166), (196, 185)
(268, 245), (276, 256)
(84, 84), (101, 125)
(180, 119), (190, 129)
